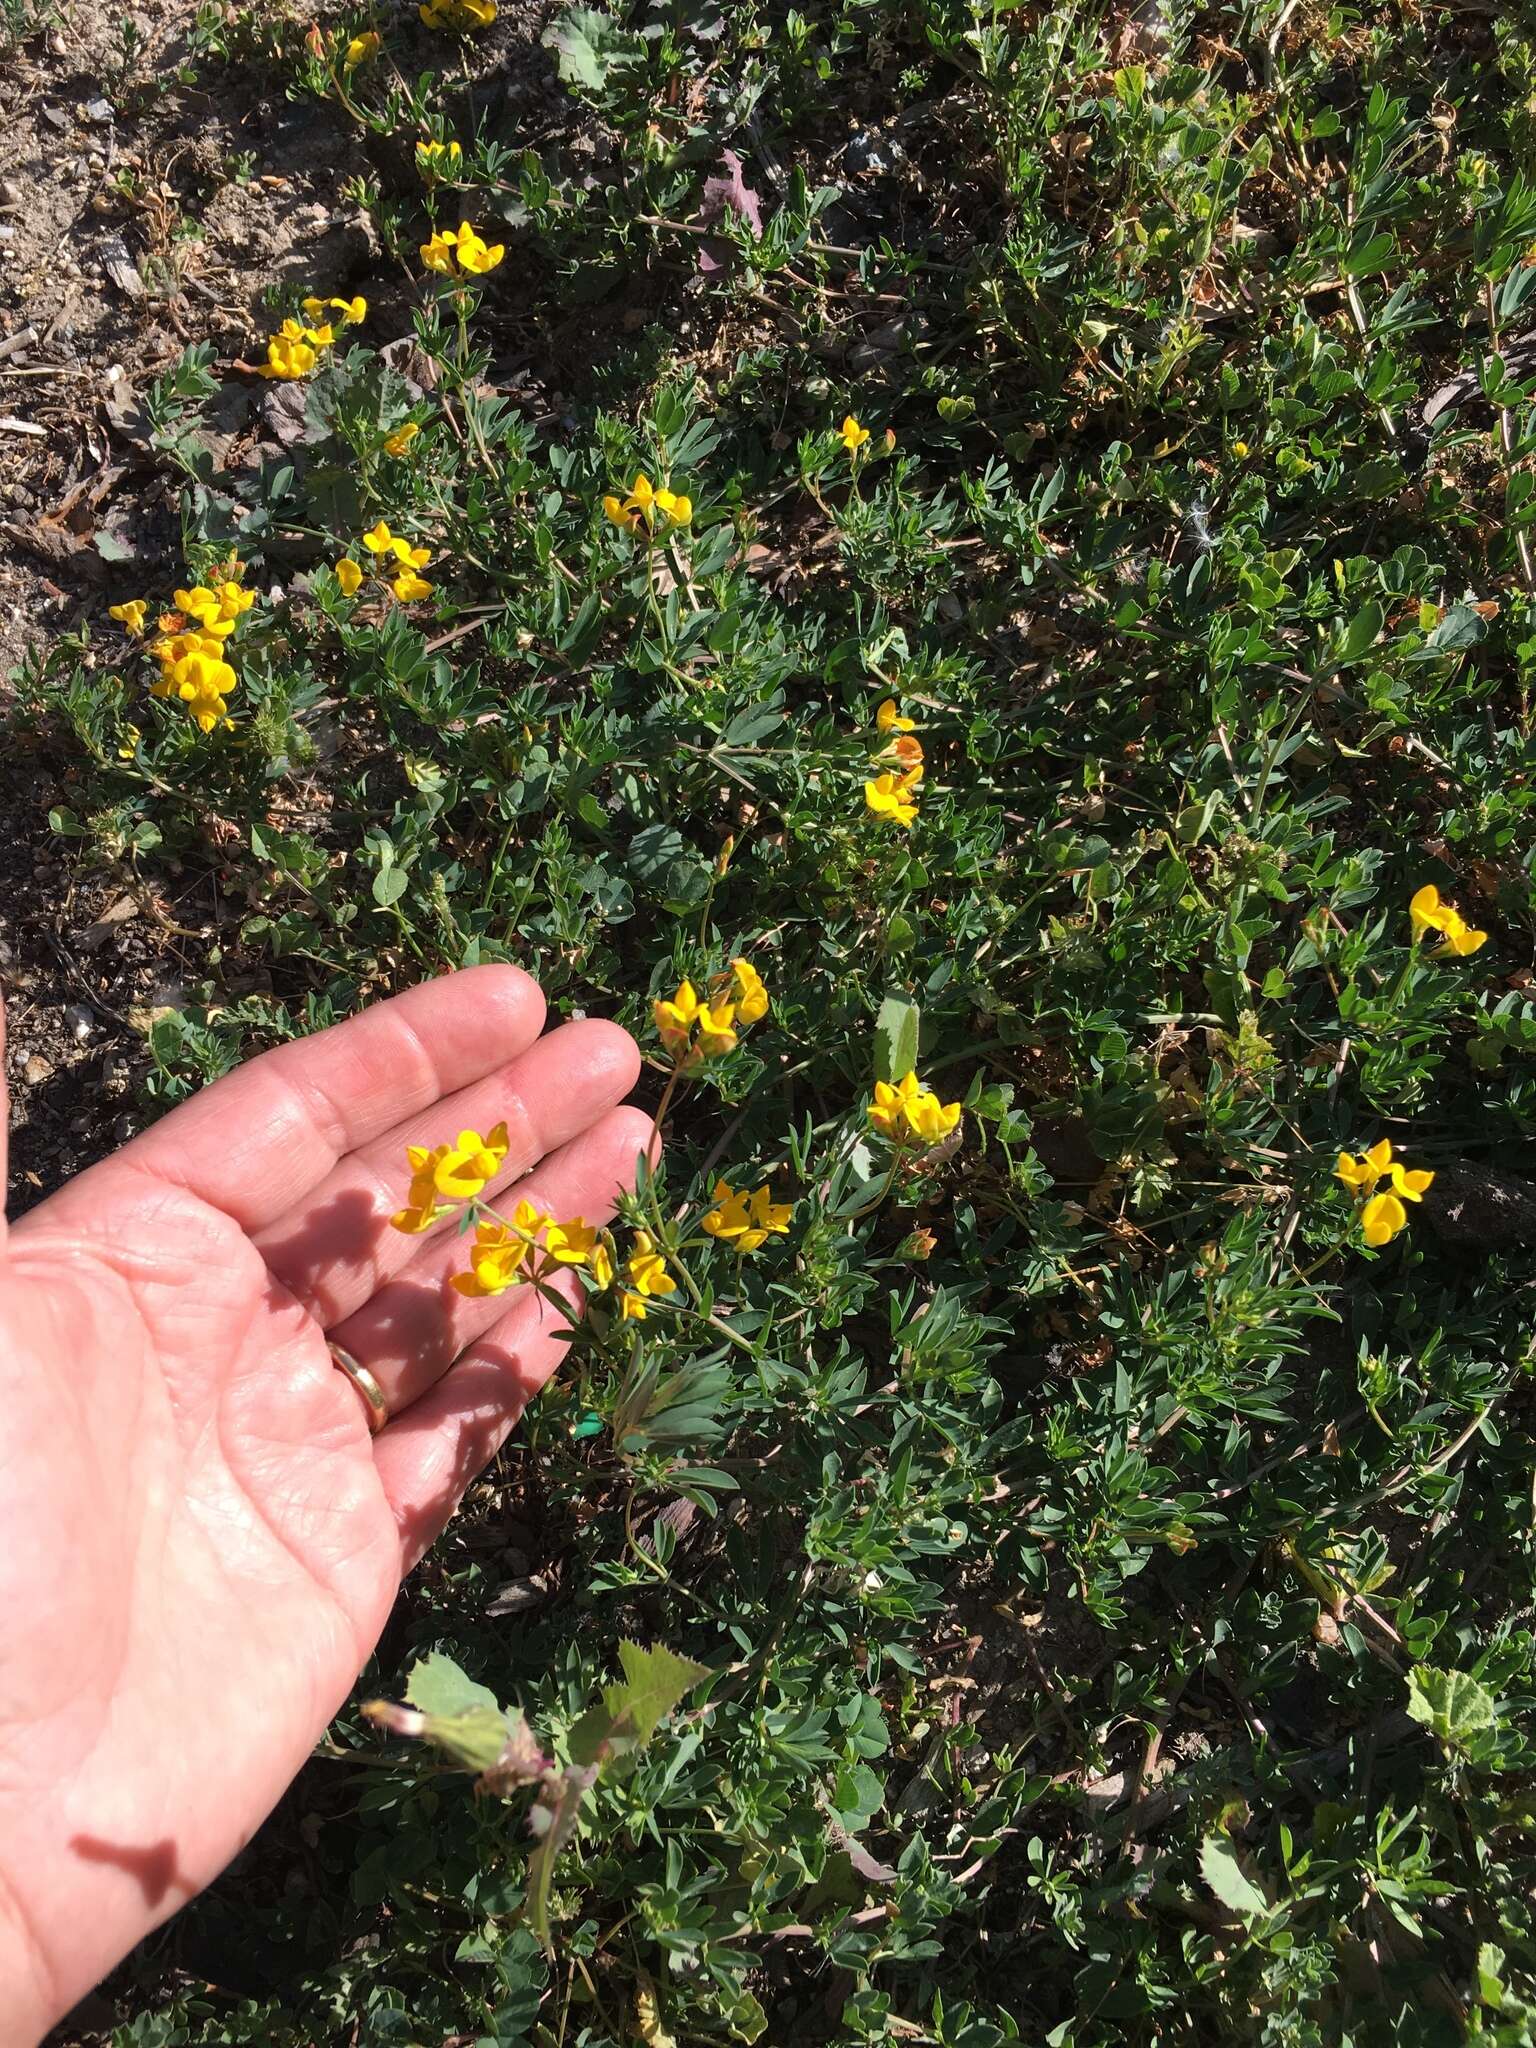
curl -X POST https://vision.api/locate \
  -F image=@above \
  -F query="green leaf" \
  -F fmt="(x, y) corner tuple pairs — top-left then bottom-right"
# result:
(568, 1640), (711, 1767)
(542, 5), (640, 90)
(406, 1650), (502, 1720)
(1199, 1834), (1268, 1918)
(394, 1652), (513, 1772)
(1335, 599), (1385, 664)
(1477, 1942), (1507, 2008)
(874, 994), (921, 1085)
(1406, 1664), (1498, 1752)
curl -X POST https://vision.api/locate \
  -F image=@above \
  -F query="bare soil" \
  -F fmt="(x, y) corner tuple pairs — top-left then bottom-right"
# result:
(0, 0), (573, 1207)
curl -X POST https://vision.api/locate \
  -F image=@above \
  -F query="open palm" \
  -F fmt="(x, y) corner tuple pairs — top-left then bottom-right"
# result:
(0, 966), (652, 2044)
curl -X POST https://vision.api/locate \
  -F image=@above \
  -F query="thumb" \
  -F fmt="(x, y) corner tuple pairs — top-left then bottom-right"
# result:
(0, 982), (8, 1241)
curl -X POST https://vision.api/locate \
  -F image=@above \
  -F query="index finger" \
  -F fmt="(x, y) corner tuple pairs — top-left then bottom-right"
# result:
(95, 965), (546, 1232)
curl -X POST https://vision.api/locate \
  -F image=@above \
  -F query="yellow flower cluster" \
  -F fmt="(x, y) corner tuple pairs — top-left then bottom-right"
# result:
(868, 1069), (963, 1149)
(421, 220), (504, 276)
(387, 1122), (682, 1322)
(343, 30), (380, 67)
(416, 137), (463, 178)
(420, 0), (495, 27)
(653, 958), (769, 1065)
(111, 569), (256, 732)
(391, 1121), (509, 1233)
(1335, 1139), (1434, 1248)
(333, 521), (434, 604)
(452, 1205), (608, 1298)
(865, 699), (924, 828)
(1409, 883), (1487, 957)
(604, 472), (693, 533)
(256, 295), (366, 380)
(702, 1180), (792, 1253)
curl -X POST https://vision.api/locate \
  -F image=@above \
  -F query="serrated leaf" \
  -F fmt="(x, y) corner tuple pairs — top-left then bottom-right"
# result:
(568, 1640), (710, 1767)
(542, 5), (639, 89)
(1405, 1663), (1497, 1751)
(1199, 1833), (1268, 1918)
(874, 993), (921, 1085)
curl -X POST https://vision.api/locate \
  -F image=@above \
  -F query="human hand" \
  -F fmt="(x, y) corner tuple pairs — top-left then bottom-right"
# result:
(0, 967), (651, 2043)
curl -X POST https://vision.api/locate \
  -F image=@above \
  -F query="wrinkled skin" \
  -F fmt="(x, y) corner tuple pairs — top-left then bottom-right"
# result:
(0, 967), (653, 2043)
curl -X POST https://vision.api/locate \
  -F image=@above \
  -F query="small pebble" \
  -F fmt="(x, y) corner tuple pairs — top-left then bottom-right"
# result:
(23, 1054), (53, 1085)
(64, 1003), (94, 1042)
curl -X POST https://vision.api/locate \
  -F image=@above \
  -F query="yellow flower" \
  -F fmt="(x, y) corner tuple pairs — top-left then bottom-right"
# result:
(1409, 883), (1488, 956)
(416, 138), (464, 177)
(625, 1229), (676, 1304)
(343, 31), (380, 67)
(383, 421), (420, 457)
(420, 0), (495, 28)
(589, 1241), (614, 1290)
(423, 221), (504, 276)
(108, 598), (147, 636)
(431, 1121), (509, 1200)
(175, 585), (229, 627)
(652, 486), (692, 526)
(869, 1070), (962, 1149)
(729, 957), (769, 1024)
(604, 473), (690, 531)
(303, 296), (366, 327)
(696, 997), (738, 1058)
(152, 636), (239, 733)
(117, 723), (141, 759)
(702, 1180), (792, 1253)
(258, 330), (318, 380)
(1335, 1140), (1393, 1195)
(390, 1142), (454, 1233)
(391, 568), (434, 603)
(653, 978), (702, 1056)
(544, 1216), (599, 1266)
(1335, 1139), (1433, 1247)
(840, 414), (871, 454)
(875, 698), (915, 733)
(1360, 1191), (1409, 1247)
(450, 1219), (529, 1297)
(362, 522), (432, 568)
(451, 220), (505, 274)
(334, 558), (363, 596)
(619, 1289), (649, 1320)
(1232, 439), (1249, 458)
(865, 769), (921, 828)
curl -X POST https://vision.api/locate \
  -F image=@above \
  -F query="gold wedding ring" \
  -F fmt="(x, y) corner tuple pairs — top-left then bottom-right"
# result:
(329, 1344), (389, 1435)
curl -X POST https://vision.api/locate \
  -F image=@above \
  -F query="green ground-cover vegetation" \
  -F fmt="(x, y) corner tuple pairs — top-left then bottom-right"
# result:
(14, 1), (1536, 2041)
